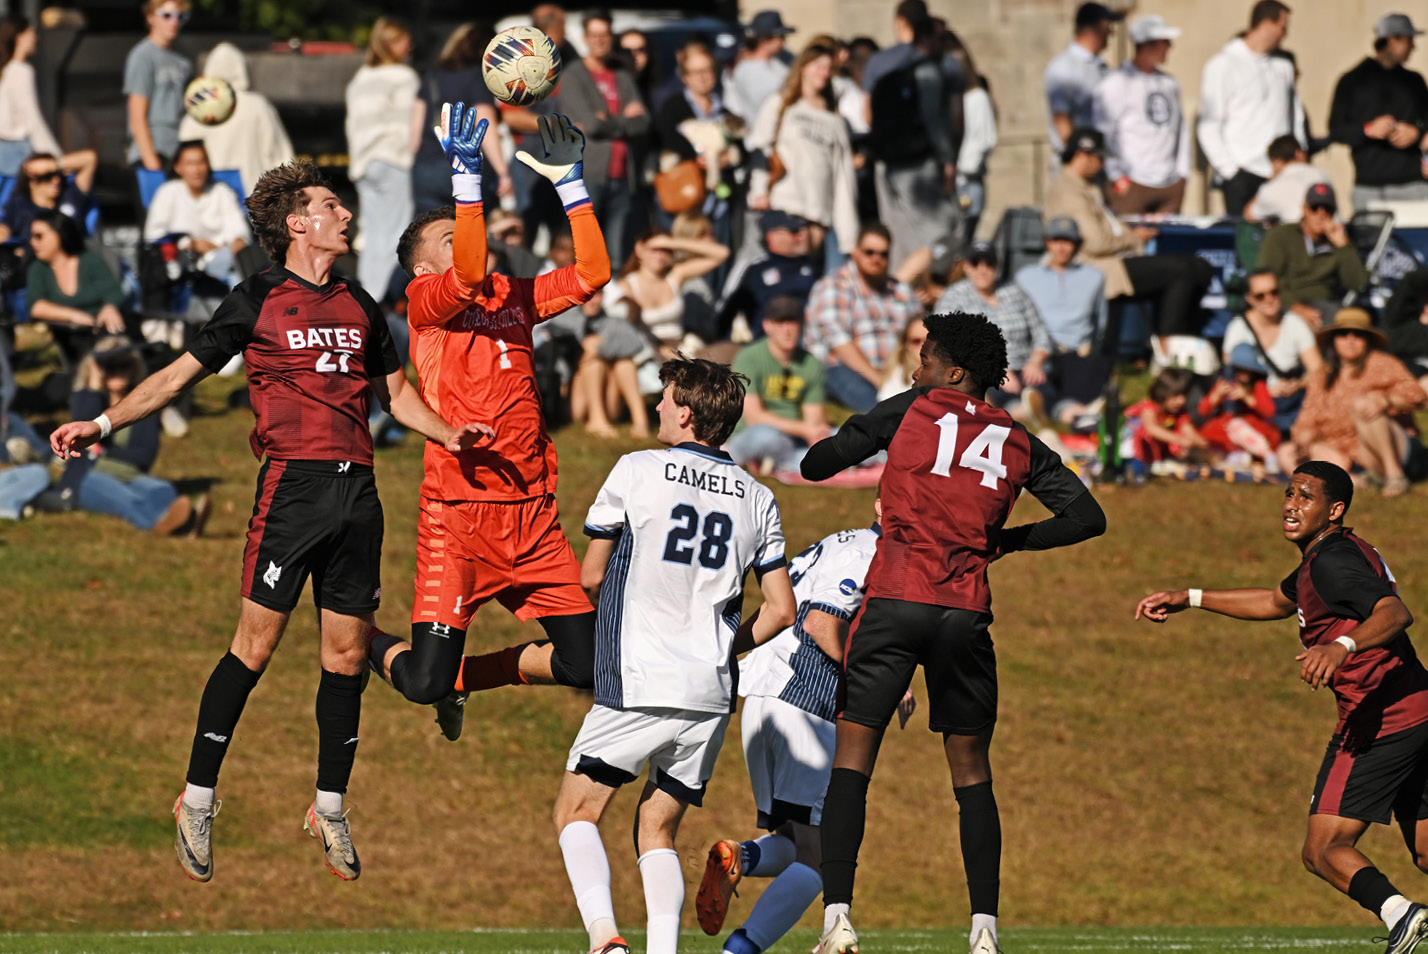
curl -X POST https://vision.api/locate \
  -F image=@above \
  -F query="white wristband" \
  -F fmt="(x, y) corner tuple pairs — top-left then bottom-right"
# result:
(1334, 635), (1357, 654)
(554, 178), (591, 211)
(451, 172), (482, 204)
(94, 413), (113, 440)
(1187, 588), (1203, 609)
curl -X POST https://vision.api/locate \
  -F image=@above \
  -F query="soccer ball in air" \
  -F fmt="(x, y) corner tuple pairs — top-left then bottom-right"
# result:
(483, 26), (562, 107)
(183, 76), (236, 126)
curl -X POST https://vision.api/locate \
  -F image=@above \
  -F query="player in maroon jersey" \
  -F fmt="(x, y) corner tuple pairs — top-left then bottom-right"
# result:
(798, 311), (1106, 954)
(1137, 460), (1428, 954)
(51, 160), (492, 886)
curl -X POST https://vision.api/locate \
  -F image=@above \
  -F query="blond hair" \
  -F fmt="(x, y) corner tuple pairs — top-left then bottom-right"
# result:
(365, 16), (411, 67)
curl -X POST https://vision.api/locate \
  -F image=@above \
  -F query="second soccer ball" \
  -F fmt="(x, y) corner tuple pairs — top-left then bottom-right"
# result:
(482, 25), (562, 107)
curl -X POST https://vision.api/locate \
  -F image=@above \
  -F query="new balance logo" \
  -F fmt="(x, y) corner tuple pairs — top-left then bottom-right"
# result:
(203, 732), (229, 743)
(263, 561), (282, 588)
(338, 461), (351, 473)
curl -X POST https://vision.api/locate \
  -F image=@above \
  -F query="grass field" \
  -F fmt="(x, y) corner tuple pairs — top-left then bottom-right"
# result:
(6, 369), (1428, 945)
(0, 928), (1390, 954)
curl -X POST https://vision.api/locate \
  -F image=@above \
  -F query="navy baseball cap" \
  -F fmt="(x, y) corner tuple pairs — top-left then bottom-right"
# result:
(1062, 125), (1112, 164)
(747, 10), (794, 38)
(965, 240), (999, 266)
(760, 209), (808, 232)
(1075, 2), (1124, 30)
(1305, 182), (1337, 212)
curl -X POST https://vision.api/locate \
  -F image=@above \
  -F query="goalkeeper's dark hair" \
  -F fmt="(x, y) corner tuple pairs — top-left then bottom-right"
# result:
(923, 312), (1008, 392)
(1294, 460), (1353, 515)
(398, 206), (456, 279)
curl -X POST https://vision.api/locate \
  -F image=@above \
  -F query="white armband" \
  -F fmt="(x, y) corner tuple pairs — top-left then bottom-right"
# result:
(555, 178), (591, 211)
(1187, 588), (1203, 609)
(451, 172), (482, 205)
(1334, 635), (1357, 654)
(94, 413), (113, 440)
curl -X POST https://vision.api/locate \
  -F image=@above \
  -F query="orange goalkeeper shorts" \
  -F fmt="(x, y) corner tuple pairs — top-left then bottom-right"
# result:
(411, 494), (592, 629)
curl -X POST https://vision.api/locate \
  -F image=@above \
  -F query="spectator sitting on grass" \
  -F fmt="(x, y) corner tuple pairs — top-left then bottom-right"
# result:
(1256, 182), (1369, 330)
(715, 210), (821, 345)
(1220, 268), (1321, 434)
(726, 294), (829, 473)
(1197, 344), (1282, 473)
(1125, 365), (1210, 476)
(63, 335), (209, 535)
(1281, 308), (1426, 497)
(26, 210), (128, 369)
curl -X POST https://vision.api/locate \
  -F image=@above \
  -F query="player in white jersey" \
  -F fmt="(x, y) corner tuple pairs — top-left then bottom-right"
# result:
(554, 356), (798, 954)
(697, 508), (913, 954)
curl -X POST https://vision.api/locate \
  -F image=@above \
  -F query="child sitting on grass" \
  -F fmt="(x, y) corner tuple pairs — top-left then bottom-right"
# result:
(1197, 344), (1281, 474)
(1125, 366), (1210, 476)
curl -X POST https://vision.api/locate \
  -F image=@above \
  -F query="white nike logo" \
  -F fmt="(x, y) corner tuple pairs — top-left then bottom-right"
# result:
(203, 732), (228, 743)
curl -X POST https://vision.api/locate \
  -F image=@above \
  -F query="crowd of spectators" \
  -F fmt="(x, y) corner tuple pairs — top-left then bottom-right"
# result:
(11, 0), (1428, 529)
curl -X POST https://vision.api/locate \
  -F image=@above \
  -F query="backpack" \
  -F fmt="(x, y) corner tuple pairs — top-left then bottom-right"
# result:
(869, 55), (935, 164)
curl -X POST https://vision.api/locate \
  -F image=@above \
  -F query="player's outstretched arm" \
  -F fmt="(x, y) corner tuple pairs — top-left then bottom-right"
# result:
(50, 352), (209, 458)
(432, 102), (491, 287)
(374, 367), (494, 452)
(1135, 586), (1295, 623)
(801, 389), (919, 480)
(521, 115), (612, 317)
(1297, 595), (1414, 690)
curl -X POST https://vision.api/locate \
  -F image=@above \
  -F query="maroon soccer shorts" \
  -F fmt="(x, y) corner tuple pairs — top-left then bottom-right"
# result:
(1311, 720), (1428, 824)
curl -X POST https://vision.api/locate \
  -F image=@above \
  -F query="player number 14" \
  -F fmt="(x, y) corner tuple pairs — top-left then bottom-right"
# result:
(931, 413), (1009, 488)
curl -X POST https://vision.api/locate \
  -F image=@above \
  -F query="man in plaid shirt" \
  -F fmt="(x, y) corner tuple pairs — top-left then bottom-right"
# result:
(803, 223), (923, 412)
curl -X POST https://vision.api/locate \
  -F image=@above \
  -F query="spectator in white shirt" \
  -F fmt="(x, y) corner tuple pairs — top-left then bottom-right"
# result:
(1043, 2), (1122, 156)
(144, 140), (251, 286)
(1094, 15), (1190, 215)
(0, 16), (95, 179)
(1244, 134), (1330, 225)
(725, 11), (792, 129)
(946, 31), (996, 243)
(1197, 0), (1307, 217)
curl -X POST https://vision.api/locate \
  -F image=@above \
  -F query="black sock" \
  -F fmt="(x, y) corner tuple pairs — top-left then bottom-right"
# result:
(186, 652), (262, 788)
(539, 611), (596, 689)
(315, 669), (365, 795)
(955, 781), (1001, 917)
(1348, 866), (1400, 918)
(367, 628), (402, 682)
(821, 767), (871, 906)
(388, 622), (467, 705)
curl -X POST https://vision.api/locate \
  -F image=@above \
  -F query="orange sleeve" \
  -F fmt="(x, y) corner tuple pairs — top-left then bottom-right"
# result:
(531, 205), (611, 320)
(452, 199), (487, 285)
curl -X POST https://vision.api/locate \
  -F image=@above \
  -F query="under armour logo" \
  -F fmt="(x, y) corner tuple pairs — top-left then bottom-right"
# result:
(432, 622), (452, 638)
(263, 561), (282, 588)
(338, 461), (351, 473)
(203, 732), (229, 743)
(966, 401), (977, 414)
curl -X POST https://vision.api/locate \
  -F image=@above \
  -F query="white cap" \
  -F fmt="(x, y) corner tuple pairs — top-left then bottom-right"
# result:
(1129, 14), (1181, 45)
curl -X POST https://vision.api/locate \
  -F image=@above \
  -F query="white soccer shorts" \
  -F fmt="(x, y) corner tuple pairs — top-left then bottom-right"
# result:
(566, 704), (730, 806)
(741, 694), (836, 828)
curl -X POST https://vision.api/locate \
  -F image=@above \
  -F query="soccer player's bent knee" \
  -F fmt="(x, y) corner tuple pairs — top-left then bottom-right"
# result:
(395, 665), (457, 705)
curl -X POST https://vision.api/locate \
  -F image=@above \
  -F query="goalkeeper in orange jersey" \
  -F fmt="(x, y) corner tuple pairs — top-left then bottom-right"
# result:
(369, 102), (611, 739)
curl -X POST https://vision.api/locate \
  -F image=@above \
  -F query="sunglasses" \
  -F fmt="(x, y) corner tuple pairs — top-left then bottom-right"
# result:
(857, 247), (889, 258)
(623, 45), (648, 54)
(27, 170), (60, 183)
(967, 258), (997, 268)
(1247, 289), (1281, 300)
(156, 9), (189, 22)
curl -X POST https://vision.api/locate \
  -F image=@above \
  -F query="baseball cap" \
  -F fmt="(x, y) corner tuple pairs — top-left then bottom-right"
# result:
(1376, 13), (1424, 39)
(1226, 343), (1271, 377)
(965, 240), (999, 267)
(1062, 125), (1111, 164)
(1075, 2), (1124, 30)
(747, 10), (794, 38)
(1305, 182), (1337, 212)
(1128, 14), (1181, 44)
(762, 295), (805, 322)
(1044, 216), (1082, 242)
(760, 209), (808, 233)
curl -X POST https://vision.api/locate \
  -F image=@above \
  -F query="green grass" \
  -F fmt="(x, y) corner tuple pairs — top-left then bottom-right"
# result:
(0, 928), (1388, 954)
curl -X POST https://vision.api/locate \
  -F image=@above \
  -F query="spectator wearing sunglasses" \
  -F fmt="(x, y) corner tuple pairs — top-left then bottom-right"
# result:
(123, 0), (193, 178)
(0, 151), (96, 243)
(1221, 268), (1322, 433)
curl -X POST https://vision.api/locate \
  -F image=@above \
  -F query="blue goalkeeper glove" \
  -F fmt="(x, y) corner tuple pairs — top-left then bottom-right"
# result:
(515, 114), (590, 210)
(433, 101), (488, 203)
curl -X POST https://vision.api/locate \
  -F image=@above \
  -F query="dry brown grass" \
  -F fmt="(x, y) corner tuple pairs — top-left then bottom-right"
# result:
(5, 378), (1428, 932)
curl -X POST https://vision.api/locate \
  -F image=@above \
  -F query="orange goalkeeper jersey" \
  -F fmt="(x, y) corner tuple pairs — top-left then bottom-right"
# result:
(408, 201), (609, 502)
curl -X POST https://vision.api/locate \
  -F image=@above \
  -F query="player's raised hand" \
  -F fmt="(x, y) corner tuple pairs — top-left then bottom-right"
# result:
(1296, 642), (1347, 691)
(444, 421), (496, 453)
(50, 420), (101, 459)
(515, 114), (586, 186)
(433, 102), (487, 176)
(1134, 589), (1190, 622)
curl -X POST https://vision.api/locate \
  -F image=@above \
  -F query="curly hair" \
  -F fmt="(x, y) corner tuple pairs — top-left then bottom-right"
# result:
(245, 160), (332, 263)
(397, 206), (455, 279)
(658, 356), (749, 447)
(1294, 460), (1353, 515)
(922, 311), (1007, 392)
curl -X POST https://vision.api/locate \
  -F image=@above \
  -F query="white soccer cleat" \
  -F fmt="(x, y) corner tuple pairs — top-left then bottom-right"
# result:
(1385, 903), (1428, 954)
(970, 927), (1001, 954)
(304, 801), (361, 880)
(173, 792), (220, 882)
(813, 913), (859, 954)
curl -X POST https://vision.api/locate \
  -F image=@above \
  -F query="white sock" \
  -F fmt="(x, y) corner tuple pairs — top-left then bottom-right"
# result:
(182, 783), (214, 813)
(745, 832), (797, 877)
(560, 821), (619, 949)
(823, 902), (850, 934)
(1384, 895), (1412, 929)
(638, 848), (684, 954)
(314, 789), (343, 814)
(743, 861), (822, 949)
(971, 913), (998, 945)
